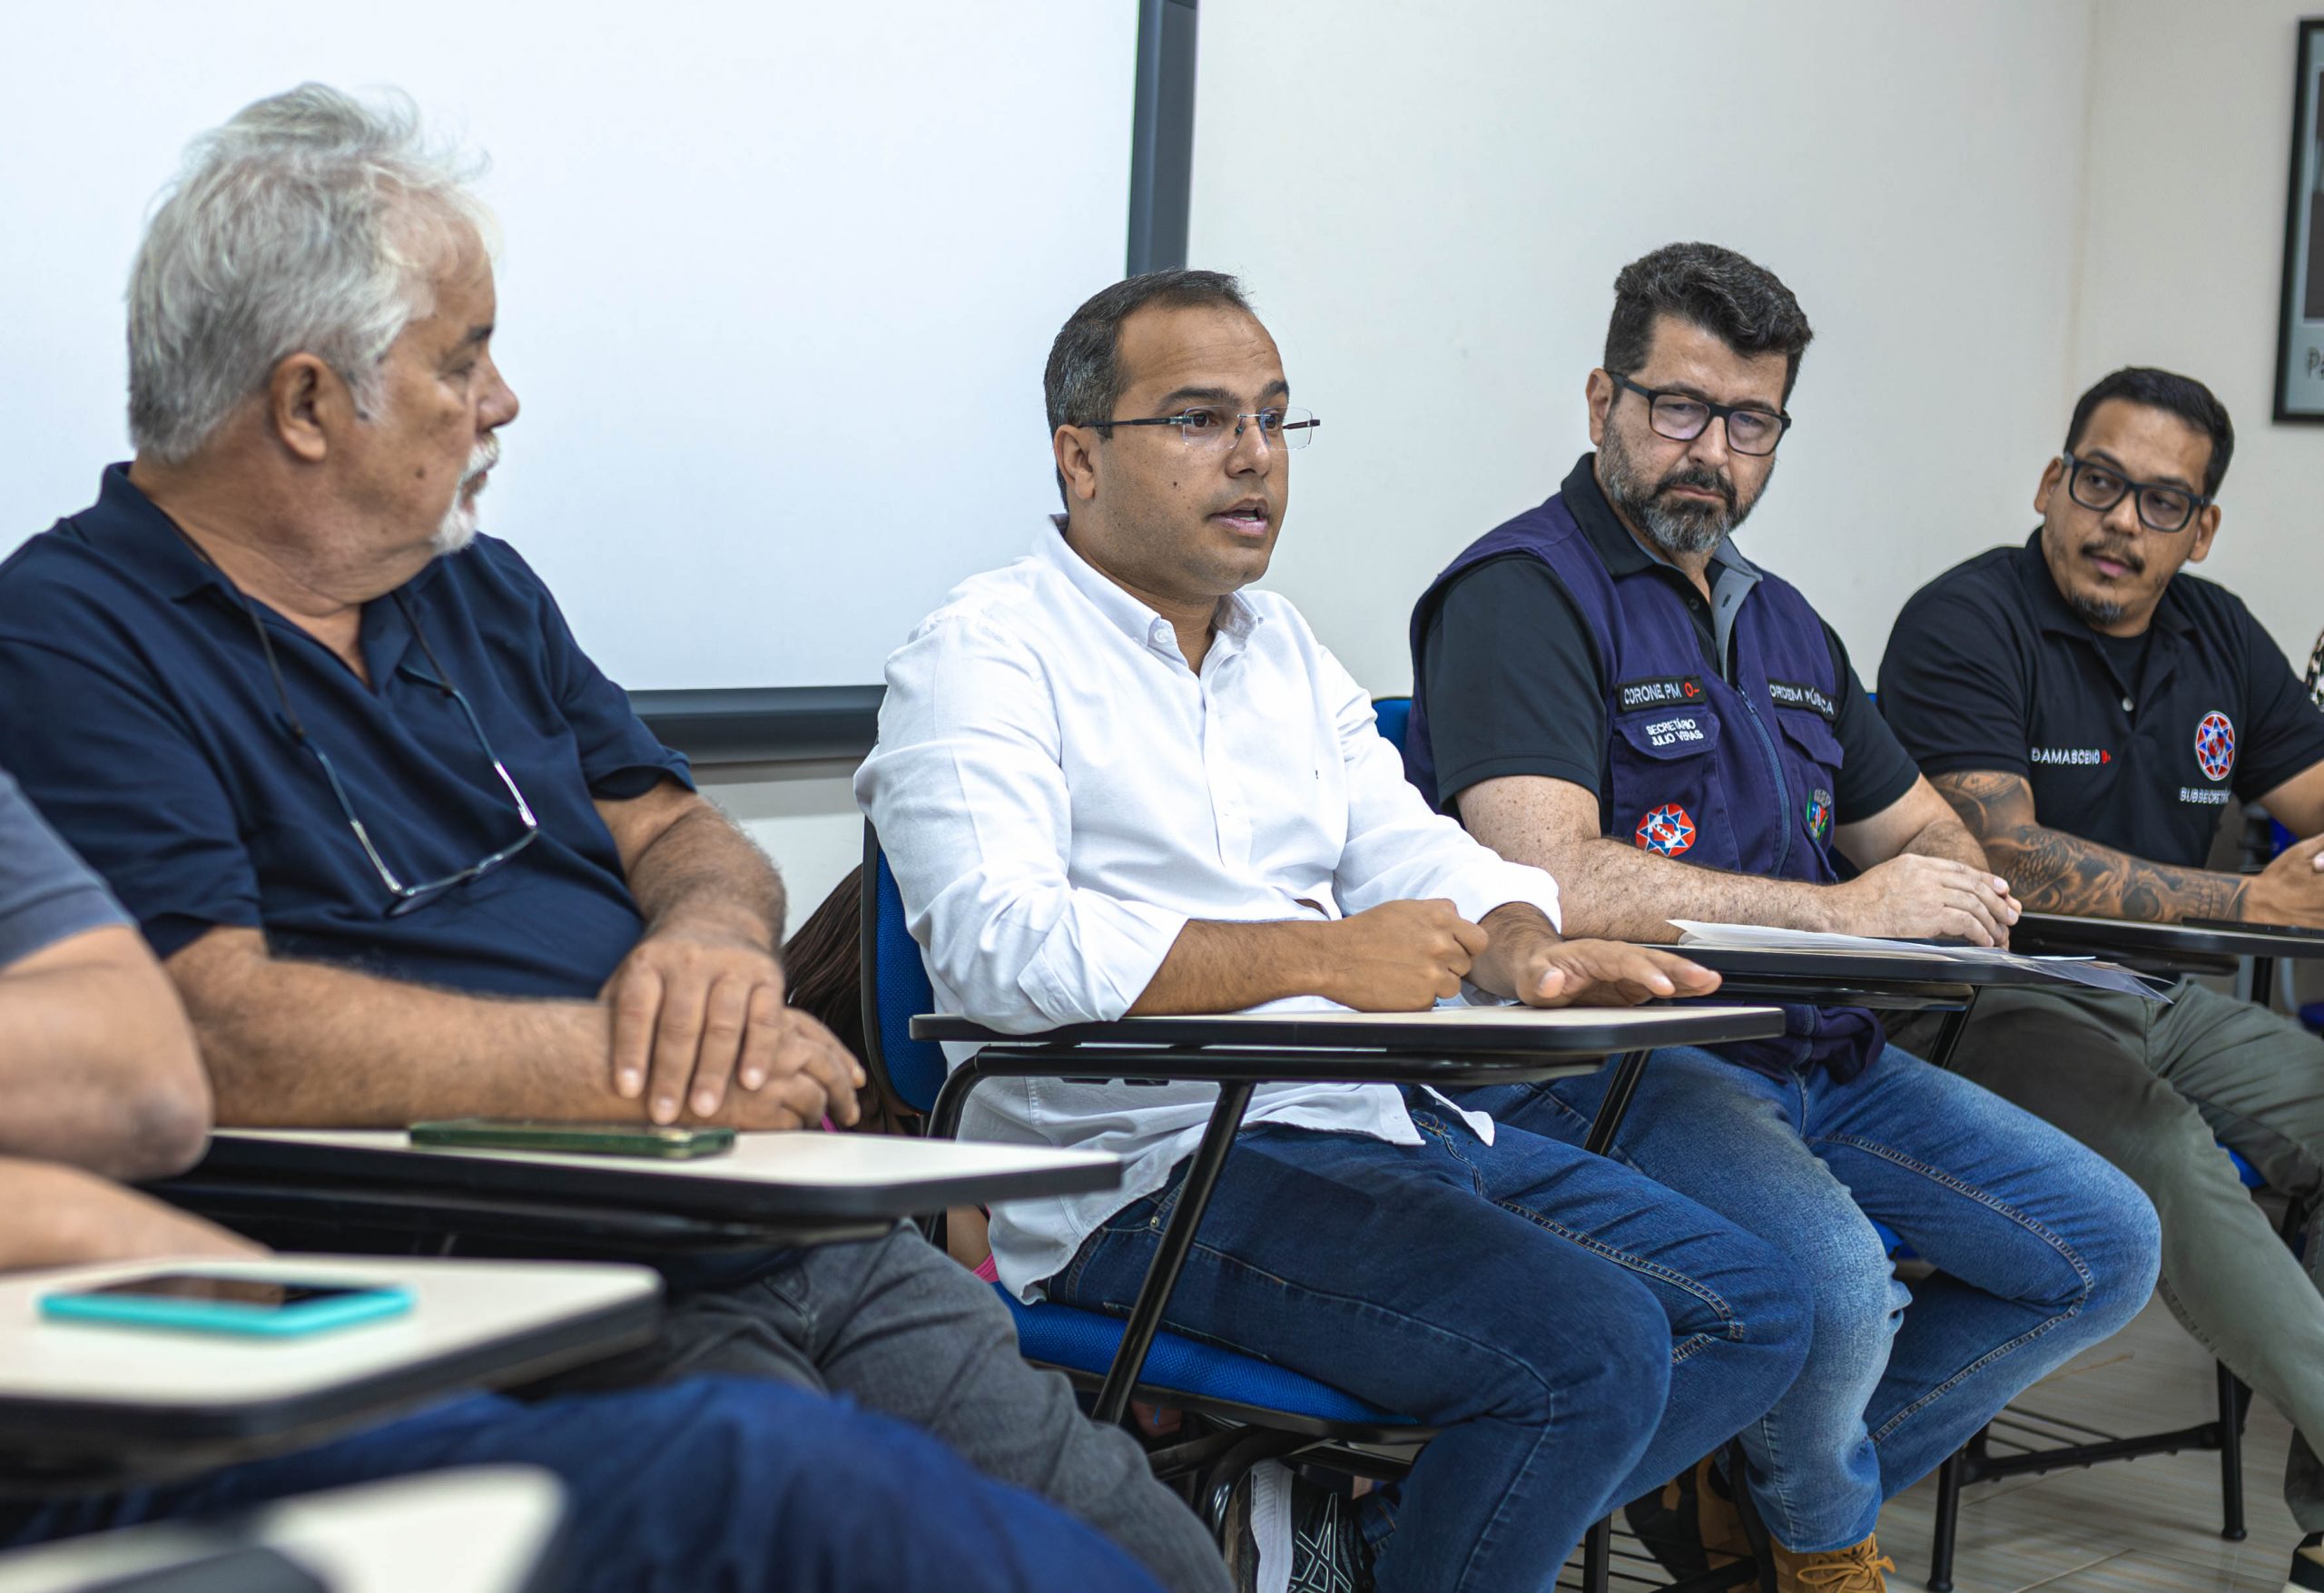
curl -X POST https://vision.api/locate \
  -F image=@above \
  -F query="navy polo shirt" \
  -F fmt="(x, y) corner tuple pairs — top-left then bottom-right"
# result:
(1880, 530), (2324, 869)
(0, 466), (693, 998)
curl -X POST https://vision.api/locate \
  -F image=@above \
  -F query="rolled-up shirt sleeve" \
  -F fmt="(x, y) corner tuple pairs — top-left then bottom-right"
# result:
(1321, 646), (1565, 929)
(856, 610), (1189, 1031)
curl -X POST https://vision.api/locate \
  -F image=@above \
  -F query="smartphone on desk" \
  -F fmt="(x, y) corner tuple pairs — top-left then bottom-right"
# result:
(409, 1118), (736, 1158)
(40, 1273), (415, 1338)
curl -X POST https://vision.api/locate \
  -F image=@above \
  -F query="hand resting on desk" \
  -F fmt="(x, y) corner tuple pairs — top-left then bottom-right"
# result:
(1128, 898), (1720, 1015)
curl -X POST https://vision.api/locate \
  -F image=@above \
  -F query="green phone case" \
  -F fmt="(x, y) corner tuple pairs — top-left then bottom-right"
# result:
(409, 1118), (737, 1158)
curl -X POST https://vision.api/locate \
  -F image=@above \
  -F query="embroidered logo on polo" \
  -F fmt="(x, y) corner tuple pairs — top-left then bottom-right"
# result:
(1616, 675), (1706, 712)
(2030, 746), (2111, 767)
(1766, 680), (1838, 723)
(2194, 711), (2236, 782)
(1806, 788), (1834, 841)
(1635, 804), (1697, 856)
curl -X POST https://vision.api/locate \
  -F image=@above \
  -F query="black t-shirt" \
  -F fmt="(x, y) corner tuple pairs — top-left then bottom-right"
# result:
(1418, 467), (1922, 827)
(1878, 531), (2324, 869)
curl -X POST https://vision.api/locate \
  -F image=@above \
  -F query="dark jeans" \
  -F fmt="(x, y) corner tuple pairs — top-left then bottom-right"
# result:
(529, 1224), (1227, 1593)
(1474, 1043), (2162, 1550)
(0, 1377), (1162, 1592)
(1046, 1091), (1813, 1593)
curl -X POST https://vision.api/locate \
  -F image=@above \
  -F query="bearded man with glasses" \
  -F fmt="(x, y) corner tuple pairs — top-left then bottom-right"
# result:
(1403, 242), (2161, 1592)
(1881, 367), (2324, 1593)
(0, 83), (1237, 1593)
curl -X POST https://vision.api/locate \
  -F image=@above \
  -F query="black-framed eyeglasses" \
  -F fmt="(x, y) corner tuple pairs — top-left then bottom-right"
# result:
(1089, 406), (1321, 452)
(182, 530), (542, 918)
(1611, 374), (1790, 457)
(2060, 451), (2211, 534)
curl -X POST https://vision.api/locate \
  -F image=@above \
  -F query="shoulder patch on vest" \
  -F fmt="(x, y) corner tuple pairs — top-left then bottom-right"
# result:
(1636, 804), (1698, 856)
(1767, 680), (1838, 723)
(1616, 674), (1707, 712)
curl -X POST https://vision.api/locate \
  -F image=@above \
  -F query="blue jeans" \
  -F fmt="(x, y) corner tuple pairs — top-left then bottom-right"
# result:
(1047, 1089), (1812, 1593)
(0, 1377), (1163, 1593)
(1468, 1044), (2162, 1552)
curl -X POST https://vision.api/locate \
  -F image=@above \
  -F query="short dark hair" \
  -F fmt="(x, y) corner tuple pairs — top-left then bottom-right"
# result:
(1603, 242), (1815, 401)
(1044, 269), (1255, 506)
(2063, 367), (2235, 498)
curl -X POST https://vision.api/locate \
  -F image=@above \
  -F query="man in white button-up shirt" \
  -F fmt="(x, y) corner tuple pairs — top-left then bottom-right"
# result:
(859, 270), (1816, 1593)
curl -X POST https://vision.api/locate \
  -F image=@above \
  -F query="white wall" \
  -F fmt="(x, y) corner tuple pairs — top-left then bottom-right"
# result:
(0, 1), (1136, 693)
(2073, 0), (2324, 669)
(1184, 0), (2098, 692)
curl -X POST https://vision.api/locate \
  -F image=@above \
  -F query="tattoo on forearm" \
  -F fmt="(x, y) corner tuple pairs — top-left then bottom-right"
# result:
(1931, 771), (2246, 921)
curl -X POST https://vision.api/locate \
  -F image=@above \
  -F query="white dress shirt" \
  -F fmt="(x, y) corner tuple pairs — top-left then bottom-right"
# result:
(854, 524), (1565, 1299)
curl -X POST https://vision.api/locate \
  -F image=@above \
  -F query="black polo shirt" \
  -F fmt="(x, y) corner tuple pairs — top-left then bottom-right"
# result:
(1879, 530), (2324, 868)
(1418, 455), (1919, 823)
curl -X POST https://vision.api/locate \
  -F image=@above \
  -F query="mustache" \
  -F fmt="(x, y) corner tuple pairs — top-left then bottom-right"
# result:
(1652, 464), (1736, 511)
(464, 436), (501, 488)
(2082, 537), (2144, 575)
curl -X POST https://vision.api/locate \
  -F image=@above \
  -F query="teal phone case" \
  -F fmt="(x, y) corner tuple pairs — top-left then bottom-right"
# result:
(40, 1283), (416, 1337)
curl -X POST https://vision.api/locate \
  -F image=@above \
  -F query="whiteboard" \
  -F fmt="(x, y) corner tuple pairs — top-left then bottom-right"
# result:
(0, 1), (1137, 690)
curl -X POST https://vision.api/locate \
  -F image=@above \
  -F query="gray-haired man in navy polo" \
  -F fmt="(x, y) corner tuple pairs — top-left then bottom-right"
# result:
(0, 82), (1223, 1593)
(1881, 366), (2324, 1592)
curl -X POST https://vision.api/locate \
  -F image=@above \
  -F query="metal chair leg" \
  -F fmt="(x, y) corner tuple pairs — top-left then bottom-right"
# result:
(1583, 1051), (1650, 1155)
(2219, 1360), (2249, 1540)
(1580, 1514), (1612, 1593)
(1925, 1448), (1965, 1592)
(1094, 1080), (1257, 1426)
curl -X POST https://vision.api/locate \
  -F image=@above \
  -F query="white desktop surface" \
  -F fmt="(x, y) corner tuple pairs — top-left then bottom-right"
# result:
(0, 1466), (565, 1592)
(0, 1257), (655, 1408)
(218, 1127), (1121, 1186)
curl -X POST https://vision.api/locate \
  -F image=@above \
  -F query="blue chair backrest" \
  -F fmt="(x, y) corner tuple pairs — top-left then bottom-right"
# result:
(860, 827), (950, 1115)
(1374, 695), (1413, 756)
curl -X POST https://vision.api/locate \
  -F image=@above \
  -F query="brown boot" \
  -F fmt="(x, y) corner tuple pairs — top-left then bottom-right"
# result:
(1768, 1533), (1895, 1591)
(1620, 1454), (1748, 1576)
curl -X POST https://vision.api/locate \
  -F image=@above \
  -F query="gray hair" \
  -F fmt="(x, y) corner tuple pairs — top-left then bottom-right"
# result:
(127, 83), (492, 463)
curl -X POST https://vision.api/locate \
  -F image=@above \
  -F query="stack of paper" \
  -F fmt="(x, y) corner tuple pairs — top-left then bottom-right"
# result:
(1666, 921), (2165, 1002)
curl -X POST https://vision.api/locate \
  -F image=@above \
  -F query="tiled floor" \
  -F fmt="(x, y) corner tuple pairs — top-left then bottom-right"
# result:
(1560, 1294), (2304, 1591)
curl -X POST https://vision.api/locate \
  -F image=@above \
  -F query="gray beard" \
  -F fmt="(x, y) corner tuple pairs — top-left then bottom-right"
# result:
(1598, 427), (1758, 557)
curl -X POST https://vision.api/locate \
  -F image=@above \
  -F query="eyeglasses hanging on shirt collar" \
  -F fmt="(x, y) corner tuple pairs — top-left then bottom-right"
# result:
(172, 526), (541, 918)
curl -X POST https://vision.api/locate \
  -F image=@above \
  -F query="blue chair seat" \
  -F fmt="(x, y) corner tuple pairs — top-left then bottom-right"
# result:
(998, 1288), (1414, 1427)
(1373, 695), (1412, 755)
(2227, 1146), (2267, 1190)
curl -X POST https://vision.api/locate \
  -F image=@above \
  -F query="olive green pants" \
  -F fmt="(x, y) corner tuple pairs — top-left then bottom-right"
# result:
(1898, 981), (2324, 1530)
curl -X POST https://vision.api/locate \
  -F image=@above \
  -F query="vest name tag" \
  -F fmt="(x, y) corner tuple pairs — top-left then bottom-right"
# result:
(1643, 716), (1709, 748)
(1616, 674), (1708, 711)
(1767, 680), (1838, 723)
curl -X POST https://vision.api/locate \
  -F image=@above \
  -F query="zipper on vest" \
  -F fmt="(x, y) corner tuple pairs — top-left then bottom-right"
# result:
(1738, 693), (1793, 876)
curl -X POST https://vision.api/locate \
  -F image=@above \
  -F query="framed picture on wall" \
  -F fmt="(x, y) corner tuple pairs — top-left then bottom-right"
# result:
(2276, 18), (2324, 419)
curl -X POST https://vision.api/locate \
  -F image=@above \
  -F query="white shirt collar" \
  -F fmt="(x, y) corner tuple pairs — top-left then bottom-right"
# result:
(1034, 517), (1261, 664)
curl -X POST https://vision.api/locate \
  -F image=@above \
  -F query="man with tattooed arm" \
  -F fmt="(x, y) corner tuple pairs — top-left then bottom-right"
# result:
(1879, 366), (2324, 1593)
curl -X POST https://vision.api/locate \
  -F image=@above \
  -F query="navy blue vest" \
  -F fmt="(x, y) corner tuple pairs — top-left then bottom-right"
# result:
(1408, 482), (1882, 1078)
